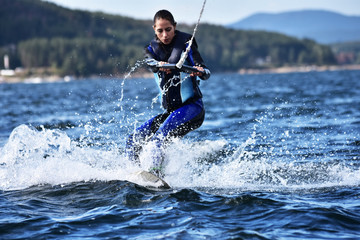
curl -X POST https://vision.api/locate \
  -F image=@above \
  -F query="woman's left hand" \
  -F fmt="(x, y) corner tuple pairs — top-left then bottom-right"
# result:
(190, 66), (204, 77)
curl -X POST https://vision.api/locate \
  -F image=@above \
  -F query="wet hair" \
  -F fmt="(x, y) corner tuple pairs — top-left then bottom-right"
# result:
(153, 10), (177, 26)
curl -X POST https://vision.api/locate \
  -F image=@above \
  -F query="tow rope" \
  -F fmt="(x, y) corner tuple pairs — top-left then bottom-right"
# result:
(176, 0), (207, 69)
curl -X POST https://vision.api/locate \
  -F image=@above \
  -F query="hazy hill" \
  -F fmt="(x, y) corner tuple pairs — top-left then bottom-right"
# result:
(228, 10), (360, 44)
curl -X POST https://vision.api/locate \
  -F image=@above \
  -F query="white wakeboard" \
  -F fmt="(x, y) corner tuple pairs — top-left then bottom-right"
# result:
(131, 170), (170, 189)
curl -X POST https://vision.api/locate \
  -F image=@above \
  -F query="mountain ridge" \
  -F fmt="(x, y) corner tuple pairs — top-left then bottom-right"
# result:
(228, 10), (360, 44)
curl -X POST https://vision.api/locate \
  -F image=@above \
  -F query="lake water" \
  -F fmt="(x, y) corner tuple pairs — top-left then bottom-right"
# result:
(1, 70), (360, 239)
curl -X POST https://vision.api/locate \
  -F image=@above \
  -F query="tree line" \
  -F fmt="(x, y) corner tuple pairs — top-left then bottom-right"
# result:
(16, 38), (142, 76)
(196, 24), (336, 72)
(0, 0), (337, 76)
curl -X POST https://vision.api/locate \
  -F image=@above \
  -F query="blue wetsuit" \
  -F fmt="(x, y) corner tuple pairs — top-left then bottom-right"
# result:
(126, 30), (210, 172)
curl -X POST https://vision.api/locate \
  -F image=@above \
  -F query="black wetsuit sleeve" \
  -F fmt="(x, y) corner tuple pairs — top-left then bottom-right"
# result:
(144, 45), (159, 73)
(190, 39), (211, 80)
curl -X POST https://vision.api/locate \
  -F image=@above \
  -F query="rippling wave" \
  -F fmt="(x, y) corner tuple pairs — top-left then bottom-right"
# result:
(1, 70), (360, 239)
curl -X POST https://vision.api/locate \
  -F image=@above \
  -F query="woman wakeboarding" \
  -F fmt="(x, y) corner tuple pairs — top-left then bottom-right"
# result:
(126, 9), (210, 177)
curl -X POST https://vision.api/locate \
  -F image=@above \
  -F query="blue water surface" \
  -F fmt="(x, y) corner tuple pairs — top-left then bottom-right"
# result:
(1, 70), (360, 239)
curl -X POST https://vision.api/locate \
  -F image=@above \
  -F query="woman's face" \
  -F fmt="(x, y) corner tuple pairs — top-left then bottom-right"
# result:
(153, 18), (176, 45)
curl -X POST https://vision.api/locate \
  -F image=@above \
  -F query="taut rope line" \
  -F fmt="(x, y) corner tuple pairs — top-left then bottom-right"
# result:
(176, 0), (207, 69)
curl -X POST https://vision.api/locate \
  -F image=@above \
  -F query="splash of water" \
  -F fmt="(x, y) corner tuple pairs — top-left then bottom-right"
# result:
(1, 125), (359, 191)
(0, 125), (138, 190)
(150, 74), (193, 109)
(118, 60), (146, 111)
(163, 136), (360, 191)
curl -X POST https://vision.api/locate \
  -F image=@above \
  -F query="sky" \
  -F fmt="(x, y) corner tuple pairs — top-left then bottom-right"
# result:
(45, 0), (360, 25)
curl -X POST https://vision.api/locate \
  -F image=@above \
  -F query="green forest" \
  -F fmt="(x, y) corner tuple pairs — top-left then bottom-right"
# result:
(0, 0), (337, 77)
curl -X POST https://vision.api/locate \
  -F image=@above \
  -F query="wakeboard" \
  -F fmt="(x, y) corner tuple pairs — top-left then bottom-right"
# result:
(131, 170), (170, 189)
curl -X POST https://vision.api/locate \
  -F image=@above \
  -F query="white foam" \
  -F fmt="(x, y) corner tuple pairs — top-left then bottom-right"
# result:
(161, 135), (360, 191)
(0, 125), (139, 190)
(1, 125), (359, 191)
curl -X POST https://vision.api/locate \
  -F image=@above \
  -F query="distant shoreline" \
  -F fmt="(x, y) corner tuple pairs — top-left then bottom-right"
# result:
(237, 64), (360, 75)
(1, 64), (360, 84)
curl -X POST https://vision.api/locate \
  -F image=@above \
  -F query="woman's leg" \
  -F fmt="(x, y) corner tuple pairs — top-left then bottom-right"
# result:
(150, 99), (205, 173)
(125, 112), (169, 163)
(155, 99), (205, 140)
(126, 99), (205, 176)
